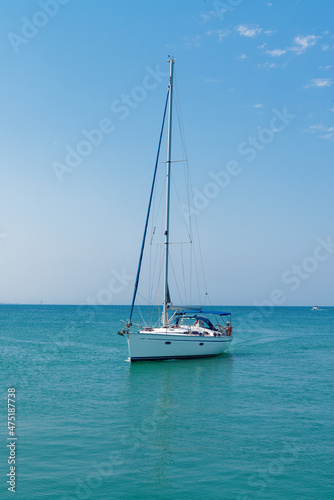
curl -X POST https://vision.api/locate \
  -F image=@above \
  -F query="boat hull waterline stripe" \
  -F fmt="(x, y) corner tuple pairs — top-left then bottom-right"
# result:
(131, 336), (231, 343)
(130, 354), (226, 361)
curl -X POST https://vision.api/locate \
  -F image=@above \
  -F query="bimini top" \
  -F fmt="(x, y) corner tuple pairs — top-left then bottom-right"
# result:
(182, 315), (214, 329)
(175, 309), (231, 316)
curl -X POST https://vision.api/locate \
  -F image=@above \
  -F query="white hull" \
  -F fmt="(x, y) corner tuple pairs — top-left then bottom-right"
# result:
(127, 328), (232, 361)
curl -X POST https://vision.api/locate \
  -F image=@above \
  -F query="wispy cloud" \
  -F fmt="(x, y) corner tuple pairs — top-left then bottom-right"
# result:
(205, 78), (224, 84)
(199, 11), (217, 23)
(258, 62), (287, 70)
(304, 78), (333, 89)
(266, 49), (287, 57)
(182, 35), (201, 48)
(290, 35), (320, 55)
(235, 25), (274, 38)
(206, 29), (230, 42)
(308, 124), (323, 132)
(319, 132), (334, 139)
(304, 123), (334, 140)
(237, 54), (247, 60)
(236, 24), (263, 38)
(258, 33), (326, 70)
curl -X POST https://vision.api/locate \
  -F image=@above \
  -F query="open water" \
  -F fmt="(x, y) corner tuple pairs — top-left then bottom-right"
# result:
(0, 305), (333, 500)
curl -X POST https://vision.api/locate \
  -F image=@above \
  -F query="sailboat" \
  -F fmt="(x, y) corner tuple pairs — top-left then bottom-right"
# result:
(118, 58), (233, 361)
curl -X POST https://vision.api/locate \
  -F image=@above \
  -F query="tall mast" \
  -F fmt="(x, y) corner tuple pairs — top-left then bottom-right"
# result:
(163, 58), (174, 327)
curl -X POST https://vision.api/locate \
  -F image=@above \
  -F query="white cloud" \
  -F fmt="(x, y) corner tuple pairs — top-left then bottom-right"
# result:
(259, 33), (326, 68)
(266, 49), (286, 57)
(319, 65), (332, 70)
(206, 29), (230, 42)
(183, 35), (201, 48)
(254, 104), (263, 108)
(304, 124), (334, 140)
(205, 78), (224, 84)
(236, 25), (262, 38)
(305, 78), (333, 88)
(290, 35), (320, 55)
(258, 62), (287, 70)
(199, 11), (217, 23)
(200, 14), (211, 23)
(238, 54), (247, 60)
(309, 124), (323, 132)
(319, 133), (334, 139)
(258, 62), (278, 69)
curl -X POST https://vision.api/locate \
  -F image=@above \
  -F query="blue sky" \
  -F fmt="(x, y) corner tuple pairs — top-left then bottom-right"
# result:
(0, 0), (333, 306)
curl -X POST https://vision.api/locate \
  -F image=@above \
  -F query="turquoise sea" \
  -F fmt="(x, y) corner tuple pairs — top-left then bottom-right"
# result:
(1, 305), (333, 500)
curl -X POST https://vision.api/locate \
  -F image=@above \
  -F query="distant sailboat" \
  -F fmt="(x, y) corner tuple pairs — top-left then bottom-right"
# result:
(118, 59), (233, 361)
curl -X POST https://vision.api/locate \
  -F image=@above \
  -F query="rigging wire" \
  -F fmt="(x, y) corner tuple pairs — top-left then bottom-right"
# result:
(174, 71), (194, 305)
(180, 244), (187, 303)
(129, 91), (169, 323)
(175, 69), (209, 305)
(171, 174), (192, 243)
(150, 248), (164, 325)
(133, 65), (213, 326)
(147, 173), (166, 322)
(194, 214), (209, 300)
(168, 252), (183, 306)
